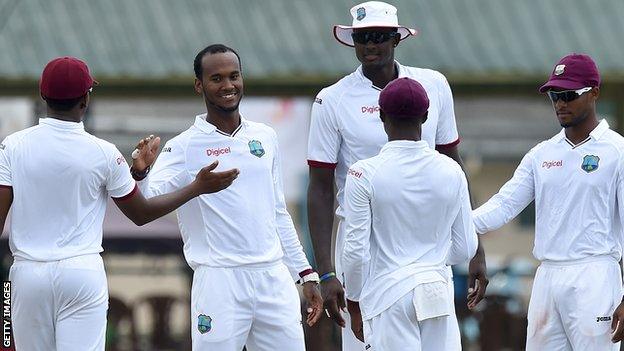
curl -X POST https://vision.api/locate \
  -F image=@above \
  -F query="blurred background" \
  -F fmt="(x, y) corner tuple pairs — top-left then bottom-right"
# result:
(1, 0), (624, 350)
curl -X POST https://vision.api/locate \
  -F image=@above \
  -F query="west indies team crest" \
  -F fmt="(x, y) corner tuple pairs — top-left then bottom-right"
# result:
(197, 314), (212, 334)
(248, 140), (265, 158)
(581, 155), (599, 173)
(356, 7), (366, 20)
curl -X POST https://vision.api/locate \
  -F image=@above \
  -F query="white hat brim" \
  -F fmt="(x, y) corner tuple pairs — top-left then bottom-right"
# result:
(333, 24), (418, 47)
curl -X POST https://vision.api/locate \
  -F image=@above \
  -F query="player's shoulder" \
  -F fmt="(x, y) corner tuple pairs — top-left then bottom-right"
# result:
(315, 70), (360, 103)
(85, 133), (123, 157)
(243, 119), (276, 138)
(400, 64), (448, 85)
(1, 125), (41, 146)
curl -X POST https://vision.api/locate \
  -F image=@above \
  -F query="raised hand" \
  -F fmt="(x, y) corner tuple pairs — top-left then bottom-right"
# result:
(131, 135), (161, 172)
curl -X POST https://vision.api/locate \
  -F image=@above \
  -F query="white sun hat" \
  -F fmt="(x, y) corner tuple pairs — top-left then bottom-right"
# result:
(333, 1), (418, 47)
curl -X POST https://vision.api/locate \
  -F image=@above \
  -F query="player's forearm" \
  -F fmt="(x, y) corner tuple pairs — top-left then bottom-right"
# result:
(120, 183), (199, 226)
(307, 184), (336, 274)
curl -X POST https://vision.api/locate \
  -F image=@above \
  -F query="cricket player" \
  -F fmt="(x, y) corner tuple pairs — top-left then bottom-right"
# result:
(473, 53), (624, 350)
(307, 1), (487, 348)
(0, 57), (239, 351)
(341, 77), (478, 350)
(130, 44), (323, 351)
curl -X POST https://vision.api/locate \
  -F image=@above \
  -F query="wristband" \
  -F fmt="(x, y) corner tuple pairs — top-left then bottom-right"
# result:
(130, 166), (150, 181)
(319, 271), (336, 283)
(300, 272), (320, 285)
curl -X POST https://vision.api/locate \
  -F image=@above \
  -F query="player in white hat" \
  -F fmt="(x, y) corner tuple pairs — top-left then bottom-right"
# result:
(342, 77), (478, 350)
(474, 53), (624, 350)
(0, 57), (238, 351)
(307, 2), (487, 349)
(130, 44), (323, 351)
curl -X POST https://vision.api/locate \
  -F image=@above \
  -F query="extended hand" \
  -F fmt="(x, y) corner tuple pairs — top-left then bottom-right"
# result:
(303, 282), (323, 326)
(131, 135), (161, 172)
(467, 246), (489, 310)
(193, 161), (239, 194)
(321, 276), (346, 327)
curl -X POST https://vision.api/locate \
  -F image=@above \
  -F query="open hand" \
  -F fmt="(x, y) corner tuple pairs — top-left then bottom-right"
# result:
(131, 135), (161, 172)
(193, 160), (239, 194)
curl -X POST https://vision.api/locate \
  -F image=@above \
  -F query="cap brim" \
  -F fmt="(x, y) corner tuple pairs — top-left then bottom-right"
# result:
(333, 25), (418, 47)
(539, 79), (584, 93)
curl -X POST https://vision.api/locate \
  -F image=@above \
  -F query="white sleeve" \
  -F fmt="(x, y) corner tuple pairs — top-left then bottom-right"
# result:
(435, 73), (460, 147)
(138, 139), (191, 198)
(0, 137), (12, 187)
(272, 133), (313, 281)
(307, 94), (341, 168)
(473, 151), (536, 234)
(447, 173), (478, 265)
(616, 155), (624, 251)
(106, 146), (136, 199)
(341, 163), (372, 301)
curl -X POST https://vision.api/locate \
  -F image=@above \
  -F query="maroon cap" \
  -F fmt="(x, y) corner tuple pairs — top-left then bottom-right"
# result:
(379, 77), (429, 118)
(40, 57), (96, 99)
(539, 53), (600, 93)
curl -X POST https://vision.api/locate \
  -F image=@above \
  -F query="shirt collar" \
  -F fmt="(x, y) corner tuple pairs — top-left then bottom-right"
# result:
(380, 139), (429, 152)
(355, 61), (405, 90)
(554, 119), (609, 143)
(193, 113), (247, 136)
(40, 117), (84, 130)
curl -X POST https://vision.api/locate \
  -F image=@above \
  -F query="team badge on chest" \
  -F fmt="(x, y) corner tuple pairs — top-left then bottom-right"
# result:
(581, 155), (599, 173)
(197, 314), (212, 334)
(248, 140), (265, 158)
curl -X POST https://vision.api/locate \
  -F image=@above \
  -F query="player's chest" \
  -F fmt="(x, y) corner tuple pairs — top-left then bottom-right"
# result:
(534, 146), (616, 190)
(186, 135), (274, 176)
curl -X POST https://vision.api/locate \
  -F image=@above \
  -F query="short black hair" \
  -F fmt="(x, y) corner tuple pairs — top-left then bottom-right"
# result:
(193, 44), (242, 80)
(43, 95), (85, 111)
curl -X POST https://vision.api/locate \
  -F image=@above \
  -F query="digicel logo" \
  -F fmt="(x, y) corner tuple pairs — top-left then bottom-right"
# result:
(206, 147), (231, 157)
(361, 106), (380, 114)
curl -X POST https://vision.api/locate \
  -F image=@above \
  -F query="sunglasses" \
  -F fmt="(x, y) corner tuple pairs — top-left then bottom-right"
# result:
(547, 87), (592, 103)
(351, 31), (399, 45)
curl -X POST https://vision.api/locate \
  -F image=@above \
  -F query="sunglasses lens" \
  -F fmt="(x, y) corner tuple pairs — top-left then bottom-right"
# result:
(548, 91), (578, 103)
(351, 32), (397, 44)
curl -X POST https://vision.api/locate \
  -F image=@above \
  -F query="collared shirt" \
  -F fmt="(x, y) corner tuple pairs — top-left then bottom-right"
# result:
(0, 117), (136, 261)
(473, 120), (624, 262)
(307, 62), (460, 219)
(138, 115), (311, 280)
(342, 140), (477, 320)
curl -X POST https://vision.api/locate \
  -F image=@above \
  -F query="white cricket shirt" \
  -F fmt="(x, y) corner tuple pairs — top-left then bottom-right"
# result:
(0, 117), (136, 261)
(138, 115), (312, 280)
(307, 62), (460, 219)
(473, 120), (624, 262)
(342, 140), (477, 320)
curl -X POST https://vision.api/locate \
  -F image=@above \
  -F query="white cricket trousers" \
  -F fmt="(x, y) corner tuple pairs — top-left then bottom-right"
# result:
(191, 261), (305, 351)
(363, 289), (462, 351)
(335, 220), (460, 351)
(526, 255), (622, 351)
(9, 254), (108, 351)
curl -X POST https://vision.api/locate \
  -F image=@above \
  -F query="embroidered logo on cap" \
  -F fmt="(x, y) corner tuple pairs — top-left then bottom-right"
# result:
(554, 64), (565, 76)
(356, 7), (366, 20)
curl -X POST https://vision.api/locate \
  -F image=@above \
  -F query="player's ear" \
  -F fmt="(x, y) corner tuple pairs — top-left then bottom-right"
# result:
(194, 78), (203, 95)
(80, 93), (89, 109)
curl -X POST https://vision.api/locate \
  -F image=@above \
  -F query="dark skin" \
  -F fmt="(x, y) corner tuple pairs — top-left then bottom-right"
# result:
(308, 27), (488, 328)
(133, 51), (324, 326)
(546, 86), (624, 342)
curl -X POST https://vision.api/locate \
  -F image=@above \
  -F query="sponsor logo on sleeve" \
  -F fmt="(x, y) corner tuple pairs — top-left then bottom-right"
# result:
(347, 168), (363, 178)
(541, 160), (563, 169)
(361, 106), (380, 114)
(116, 156), (127, 165)
(314, 97), (323, 105)
(162, 147), (172, 153)
(581, 155), (599, 173)
(597, 316), (611, 322)
(206, 147), (231, 157)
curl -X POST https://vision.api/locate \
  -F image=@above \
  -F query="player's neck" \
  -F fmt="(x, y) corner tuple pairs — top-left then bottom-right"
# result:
(386, 126), (422, 142)
(46, 108), (83, 123)
(564, 113), (599, 145)
(363, 63), (398, 90)
(206, 109), (241, 135)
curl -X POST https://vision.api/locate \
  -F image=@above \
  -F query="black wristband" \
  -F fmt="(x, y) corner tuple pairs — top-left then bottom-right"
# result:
(130, 166), (150, 181)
